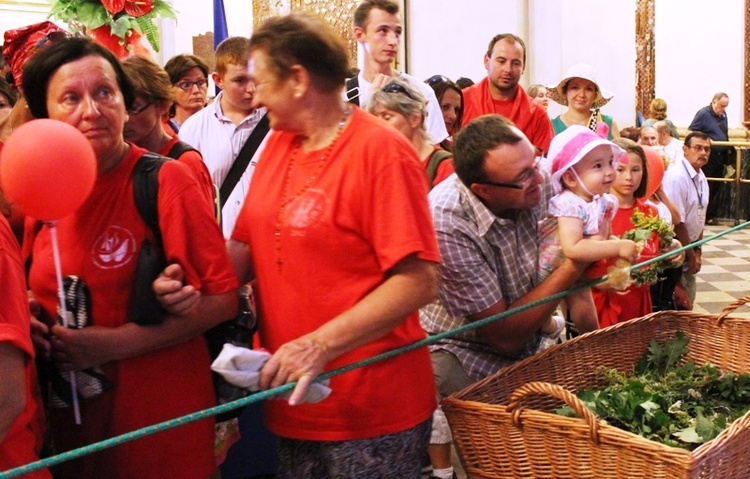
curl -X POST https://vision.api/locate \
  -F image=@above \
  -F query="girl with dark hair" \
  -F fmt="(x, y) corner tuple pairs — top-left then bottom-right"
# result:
(592, 138), (680, 327)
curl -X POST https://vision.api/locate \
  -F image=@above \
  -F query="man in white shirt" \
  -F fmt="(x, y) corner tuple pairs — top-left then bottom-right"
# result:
(347, 0), (448, 144)
(180, 37), (269, 238)
(654, 120), (684, 168)
(662, 132), (711, 304)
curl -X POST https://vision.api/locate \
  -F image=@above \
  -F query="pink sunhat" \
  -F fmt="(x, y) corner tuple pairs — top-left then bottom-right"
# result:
(548, 125), (625, 193)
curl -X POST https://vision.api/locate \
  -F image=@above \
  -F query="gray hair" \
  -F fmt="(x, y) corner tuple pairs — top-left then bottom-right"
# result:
(366, 77), (428, 141)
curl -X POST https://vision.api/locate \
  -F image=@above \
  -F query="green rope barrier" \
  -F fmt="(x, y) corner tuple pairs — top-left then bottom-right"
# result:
(3, 222), (749, 478)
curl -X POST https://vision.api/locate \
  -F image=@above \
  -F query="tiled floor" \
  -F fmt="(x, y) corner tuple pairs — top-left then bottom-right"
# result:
(694, 223), (750, 318)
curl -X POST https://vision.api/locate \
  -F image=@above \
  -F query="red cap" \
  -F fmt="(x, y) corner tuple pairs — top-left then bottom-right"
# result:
(3, 21), (66, 87)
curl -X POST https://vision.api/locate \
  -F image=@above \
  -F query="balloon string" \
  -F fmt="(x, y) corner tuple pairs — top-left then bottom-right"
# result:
(48, 222), (81, 425)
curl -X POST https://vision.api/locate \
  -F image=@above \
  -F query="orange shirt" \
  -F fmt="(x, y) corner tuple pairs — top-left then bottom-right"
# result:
(232, 108), (439, 441)
(462, 78), (553, 154)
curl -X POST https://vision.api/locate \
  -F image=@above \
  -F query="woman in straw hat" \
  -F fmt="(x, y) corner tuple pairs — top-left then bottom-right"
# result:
(547, 63), (620, 140)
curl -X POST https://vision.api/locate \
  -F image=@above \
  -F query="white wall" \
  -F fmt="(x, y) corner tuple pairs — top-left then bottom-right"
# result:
(406, 0), (636, 129)
(655, 0), (743, 128)
(407, 0), (522, 85)
(1, 0), (746, 130)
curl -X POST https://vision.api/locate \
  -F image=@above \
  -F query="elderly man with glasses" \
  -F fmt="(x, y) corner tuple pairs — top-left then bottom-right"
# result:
(419, 114), (589, 479)
(661, 131), (712, 307)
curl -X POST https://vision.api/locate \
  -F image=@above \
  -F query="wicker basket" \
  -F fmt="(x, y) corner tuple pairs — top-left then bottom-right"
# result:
(442, 298), (750, 479)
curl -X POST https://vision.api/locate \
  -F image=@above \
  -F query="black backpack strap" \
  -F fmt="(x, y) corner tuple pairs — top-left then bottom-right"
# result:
(345, 76), (360, 106)
(132, 152), (171, 243)
(426, 149), (453, 187)
(218, 113), (270, 210)
(166, 139), (198, 160)
(130, 152), (172, 326)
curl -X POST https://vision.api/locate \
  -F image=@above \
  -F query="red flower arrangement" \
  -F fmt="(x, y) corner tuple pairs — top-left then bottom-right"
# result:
(50, 0), (176, 58)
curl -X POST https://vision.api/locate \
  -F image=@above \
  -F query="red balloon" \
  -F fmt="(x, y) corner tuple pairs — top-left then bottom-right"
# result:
(643, 145), (666, 199)
(1, 119), (97, 221)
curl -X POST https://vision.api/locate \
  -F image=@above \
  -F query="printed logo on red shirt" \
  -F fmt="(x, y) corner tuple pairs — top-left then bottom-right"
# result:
(91, 225), (137, 269)
(286, 189), (326, 231)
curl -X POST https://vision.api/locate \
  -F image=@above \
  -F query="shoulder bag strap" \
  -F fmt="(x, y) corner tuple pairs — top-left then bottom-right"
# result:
(345, 76), (360, 106)
(426, 149), (453, 186)
(166, 139), (198, 160)
(218, 113), (270, 209)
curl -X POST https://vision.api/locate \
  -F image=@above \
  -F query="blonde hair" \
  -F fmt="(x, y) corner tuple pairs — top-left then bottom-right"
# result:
(649, 98), (667, 120)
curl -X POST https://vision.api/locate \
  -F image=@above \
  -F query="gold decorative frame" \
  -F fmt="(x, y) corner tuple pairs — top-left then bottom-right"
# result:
(252, 0), (359, 67)
(635, 0), (655, 120)
(745, 0), (750, 123)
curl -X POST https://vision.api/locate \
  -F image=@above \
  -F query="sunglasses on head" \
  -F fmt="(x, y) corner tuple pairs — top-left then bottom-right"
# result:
(382, 81), (417, 101)
(425, 74), (453, 87)
(35, 31), (70, 49)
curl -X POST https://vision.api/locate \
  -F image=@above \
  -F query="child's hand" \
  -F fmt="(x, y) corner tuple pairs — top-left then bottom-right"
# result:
(617, 240), (639, 263)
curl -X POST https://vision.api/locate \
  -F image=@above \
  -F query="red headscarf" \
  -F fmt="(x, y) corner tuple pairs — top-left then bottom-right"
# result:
(2, 21), (66, 88)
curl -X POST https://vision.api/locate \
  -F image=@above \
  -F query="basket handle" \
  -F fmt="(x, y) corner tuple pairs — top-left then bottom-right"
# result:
(507, 381), (600, 445)
(717, 296), (750, 324)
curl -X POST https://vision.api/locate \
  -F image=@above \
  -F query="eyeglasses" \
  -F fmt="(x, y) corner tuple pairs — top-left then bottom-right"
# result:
(481, 157), (541, 190)
(689, 144), (711, 153)
(382, 81), (417, 101)
(425, 74), (453, 87)
(128, 102), (152, 115)
(175, 79), (208, 91)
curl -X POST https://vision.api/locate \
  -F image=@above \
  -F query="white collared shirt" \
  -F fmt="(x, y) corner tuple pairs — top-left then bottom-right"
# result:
(180, 92), (269, 238)
(662, 155), (708, 242)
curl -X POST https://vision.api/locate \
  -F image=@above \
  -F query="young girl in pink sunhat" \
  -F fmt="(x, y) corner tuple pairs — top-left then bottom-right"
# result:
(538, 125), (639, 340)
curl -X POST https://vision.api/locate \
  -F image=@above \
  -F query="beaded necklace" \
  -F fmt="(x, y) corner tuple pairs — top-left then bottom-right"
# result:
(274, 105), (352, 269)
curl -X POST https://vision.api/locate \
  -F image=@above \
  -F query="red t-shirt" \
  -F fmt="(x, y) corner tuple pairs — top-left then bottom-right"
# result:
(462, 79), (553, 154)
(27, 144), (238, 479)
(0, 215), (50, 479)
(232, 108), (439, 441)
(593, 201), (658, 327)
(158, 134), (215, 205)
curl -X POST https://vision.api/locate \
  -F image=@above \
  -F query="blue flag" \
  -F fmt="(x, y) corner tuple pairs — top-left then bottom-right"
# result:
(213, 0), (228, 94)
(213, 0), (228, 49)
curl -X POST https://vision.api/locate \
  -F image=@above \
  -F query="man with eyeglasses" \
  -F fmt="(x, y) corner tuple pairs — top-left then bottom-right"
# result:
(688, 93), (729, 225)
(661, 132), (712, 308)
(180, 37), (269, 238)
(461, 33), (553, 155)
(419, 115), (588, 479)
(347, 0), (448, 144)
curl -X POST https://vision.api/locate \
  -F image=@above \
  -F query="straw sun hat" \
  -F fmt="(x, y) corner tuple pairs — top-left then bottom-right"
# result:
(547, 63), (614, 109)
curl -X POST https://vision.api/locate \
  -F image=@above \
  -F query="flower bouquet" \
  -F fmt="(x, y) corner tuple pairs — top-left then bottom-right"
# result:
(49, 0), (177, 57)
(620, 209), (676, 286)
(588, 209), (676, 289)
